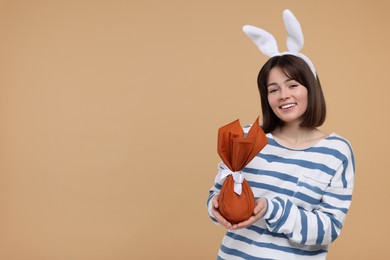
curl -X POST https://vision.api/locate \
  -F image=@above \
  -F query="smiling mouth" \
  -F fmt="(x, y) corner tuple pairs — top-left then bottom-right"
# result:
(280, 103), (297, 109)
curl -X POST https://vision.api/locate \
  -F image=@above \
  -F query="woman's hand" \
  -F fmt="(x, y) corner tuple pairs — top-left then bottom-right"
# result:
(231, 198), (267, 230)
(211, 195), (233, 230)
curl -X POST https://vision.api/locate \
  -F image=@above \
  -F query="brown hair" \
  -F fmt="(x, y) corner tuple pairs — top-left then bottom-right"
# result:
(257, 55), (326, 133)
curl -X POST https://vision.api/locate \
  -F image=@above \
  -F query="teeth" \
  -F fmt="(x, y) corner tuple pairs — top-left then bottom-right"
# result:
(281, 104), (296, 109)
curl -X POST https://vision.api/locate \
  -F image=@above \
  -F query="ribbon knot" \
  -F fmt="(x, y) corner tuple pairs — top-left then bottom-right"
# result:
(215, 163), (244, 195)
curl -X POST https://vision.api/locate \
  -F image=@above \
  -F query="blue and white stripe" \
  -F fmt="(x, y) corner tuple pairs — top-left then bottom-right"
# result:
(207, 131), (355, 260)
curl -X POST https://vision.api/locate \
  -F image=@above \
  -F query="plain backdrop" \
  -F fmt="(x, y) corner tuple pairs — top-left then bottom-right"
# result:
(1, 0), (389, 259)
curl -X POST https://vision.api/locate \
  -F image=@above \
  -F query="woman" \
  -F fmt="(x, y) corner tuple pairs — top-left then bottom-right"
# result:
(207, 55), (355, 259)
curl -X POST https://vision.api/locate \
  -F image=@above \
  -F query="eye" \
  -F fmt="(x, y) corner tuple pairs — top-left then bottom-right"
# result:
(289, 84), (298, 88)
(268, 88), (278, 94)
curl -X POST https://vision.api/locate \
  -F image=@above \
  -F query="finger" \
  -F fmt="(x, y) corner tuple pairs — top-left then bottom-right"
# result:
(212, 208), (232, 229)
(231, 223), (239, 230)
(238, 216), (256, 227)
(236, 213), (263, 229)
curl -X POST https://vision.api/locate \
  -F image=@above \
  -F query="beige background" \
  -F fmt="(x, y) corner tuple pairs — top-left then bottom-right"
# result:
(1, 0), (389, 259)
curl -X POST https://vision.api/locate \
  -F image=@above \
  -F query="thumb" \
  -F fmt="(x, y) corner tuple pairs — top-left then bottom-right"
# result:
(213, 195), (219, 208)
(253, 204), (261, 215)
(253, 199), (264, 215)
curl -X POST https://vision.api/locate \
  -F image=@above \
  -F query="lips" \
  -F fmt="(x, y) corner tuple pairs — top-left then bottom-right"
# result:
(280, 103), (297, 109)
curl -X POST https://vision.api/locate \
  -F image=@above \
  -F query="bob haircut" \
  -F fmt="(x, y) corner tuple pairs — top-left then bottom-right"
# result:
(257, 55), (326, 133)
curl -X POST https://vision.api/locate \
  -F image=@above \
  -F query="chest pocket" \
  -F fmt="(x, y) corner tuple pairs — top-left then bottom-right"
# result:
(291, 173), (331, 210)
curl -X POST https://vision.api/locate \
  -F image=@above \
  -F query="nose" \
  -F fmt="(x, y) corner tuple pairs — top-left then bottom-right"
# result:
(278, 87), (290, 100)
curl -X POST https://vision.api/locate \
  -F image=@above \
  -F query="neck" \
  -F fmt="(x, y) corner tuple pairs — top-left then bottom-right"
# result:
(272, 122), (324, 147)
(278, 124), (309, 142)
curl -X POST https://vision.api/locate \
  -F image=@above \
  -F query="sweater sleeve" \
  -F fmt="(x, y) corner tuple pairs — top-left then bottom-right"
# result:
(206, 162), (225, 225)
(262, 142), (355, 246)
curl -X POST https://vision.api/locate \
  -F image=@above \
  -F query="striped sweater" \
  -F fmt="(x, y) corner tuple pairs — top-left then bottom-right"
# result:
(207, 130), (355, 260)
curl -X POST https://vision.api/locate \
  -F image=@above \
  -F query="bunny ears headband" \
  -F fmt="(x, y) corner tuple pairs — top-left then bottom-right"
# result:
(243, 9), (316, 77)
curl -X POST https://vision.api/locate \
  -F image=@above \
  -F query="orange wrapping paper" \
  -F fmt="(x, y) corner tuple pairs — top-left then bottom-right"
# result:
(217, 117), (268, 224)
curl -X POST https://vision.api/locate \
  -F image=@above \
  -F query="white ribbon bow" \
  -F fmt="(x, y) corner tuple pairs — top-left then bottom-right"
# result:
(215, 163), (244, 195)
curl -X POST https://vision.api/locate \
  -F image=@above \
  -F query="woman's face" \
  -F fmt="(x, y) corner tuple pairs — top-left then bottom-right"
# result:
(266, 67), (308, 126)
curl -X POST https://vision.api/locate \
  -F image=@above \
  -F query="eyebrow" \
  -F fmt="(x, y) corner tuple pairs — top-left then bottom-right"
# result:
(267, 78), (295, 88)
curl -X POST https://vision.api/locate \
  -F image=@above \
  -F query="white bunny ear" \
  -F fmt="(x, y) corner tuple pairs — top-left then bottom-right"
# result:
(242, 25), (279, 57)
(283, 9), (304, 52)
(243, 10), (317, 77)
